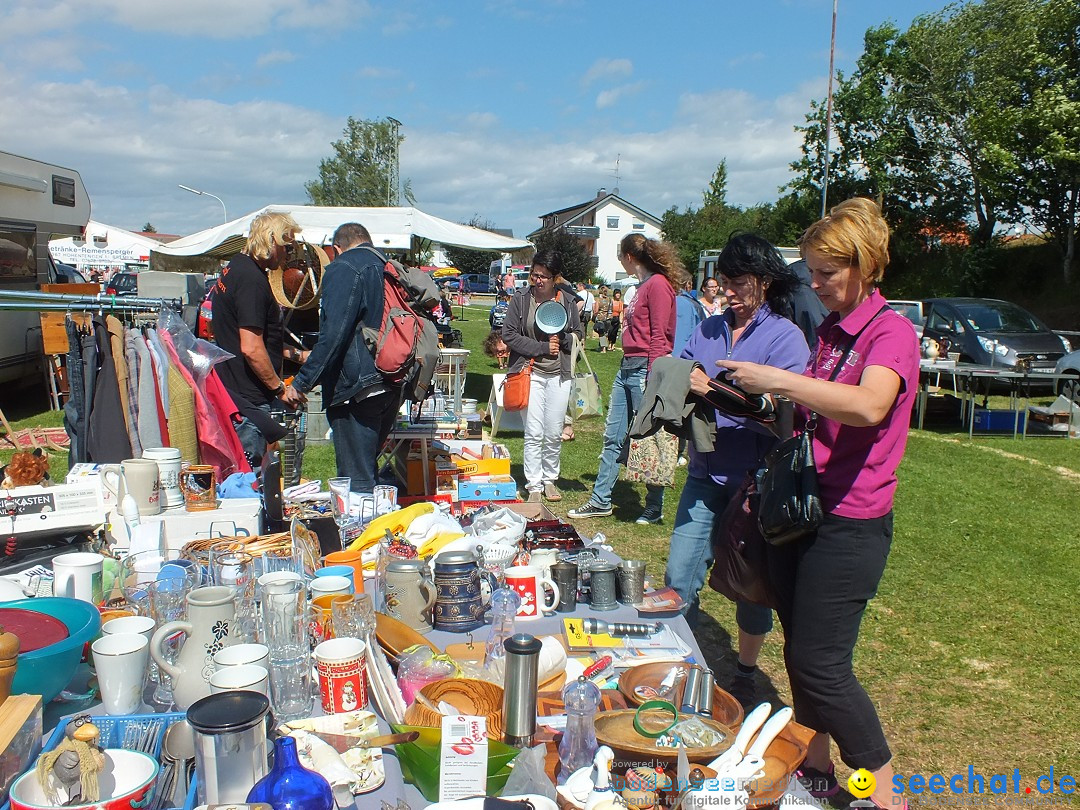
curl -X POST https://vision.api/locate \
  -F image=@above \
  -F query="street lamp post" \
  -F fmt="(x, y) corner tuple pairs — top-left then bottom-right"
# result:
(178, 184), (228, 222)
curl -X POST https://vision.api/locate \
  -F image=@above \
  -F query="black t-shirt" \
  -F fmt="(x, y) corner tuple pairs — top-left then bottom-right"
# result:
(213, 253), (283, 405)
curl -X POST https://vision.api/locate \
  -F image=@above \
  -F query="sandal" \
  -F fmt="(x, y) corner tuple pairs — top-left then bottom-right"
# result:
(561, 427), (575, 441)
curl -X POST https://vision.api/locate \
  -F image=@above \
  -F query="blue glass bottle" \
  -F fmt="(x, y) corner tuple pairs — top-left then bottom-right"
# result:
(247, 735), (333, 810)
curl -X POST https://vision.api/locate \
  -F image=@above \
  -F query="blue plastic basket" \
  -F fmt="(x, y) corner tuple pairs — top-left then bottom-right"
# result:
(1, 711), (193, 810)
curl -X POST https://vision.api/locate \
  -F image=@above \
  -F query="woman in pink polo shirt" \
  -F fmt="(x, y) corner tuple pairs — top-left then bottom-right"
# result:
(719, 198), (919, 810)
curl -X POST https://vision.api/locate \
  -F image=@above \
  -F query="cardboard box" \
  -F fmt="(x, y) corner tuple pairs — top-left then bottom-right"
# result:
(66, 463), (114, 508)
(2, 484), (104, 537)
(457, 477), (518, 501)
(0, 694), (43, 804)
(106, 498), (263, 551)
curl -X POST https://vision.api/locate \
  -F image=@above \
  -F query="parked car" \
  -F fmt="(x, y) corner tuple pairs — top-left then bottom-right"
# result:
(888, 299), (924, 339)
(197, 284), (216, 340)
(457, 273), (493, 294)
(1053, 349), (1080, 400)
(921, 298), (1071, 375)
(51, 262), (88, 284)
(105, 272), (138, 296)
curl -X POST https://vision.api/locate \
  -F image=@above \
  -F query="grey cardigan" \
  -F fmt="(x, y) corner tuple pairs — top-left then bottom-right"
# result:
(501, 286), (583, 382)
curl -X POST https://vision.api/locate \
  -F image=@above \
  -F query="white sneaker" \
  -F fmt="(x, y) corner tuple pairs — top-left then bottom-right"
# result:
(677, 456), (688, 467)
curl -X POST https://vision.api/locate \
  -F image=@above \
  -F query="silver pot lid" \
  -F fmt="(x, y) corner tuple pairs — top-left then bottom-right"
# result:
(386, 558), (428, 573)
(434, 550), (478, 565)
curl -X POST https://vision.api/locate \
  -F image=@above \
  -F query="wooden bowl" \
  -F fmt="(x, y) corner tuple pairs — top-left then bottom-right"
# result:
(593, 709), (734, 764)
(745, 724), (811, 806)
(618, 662), (744, 727)
(375, 612), (439, 659)
(402, 678), (505, 740)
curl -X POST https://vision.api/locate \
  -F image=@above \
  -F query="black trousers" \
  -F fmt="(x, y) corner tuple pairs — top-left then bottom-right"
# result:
(766, 511), (893, 770)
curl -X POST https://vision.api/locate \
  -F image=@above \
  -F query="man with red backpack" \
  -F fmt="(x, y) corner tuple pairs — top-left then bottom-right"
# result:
(284, 222), (402, 493)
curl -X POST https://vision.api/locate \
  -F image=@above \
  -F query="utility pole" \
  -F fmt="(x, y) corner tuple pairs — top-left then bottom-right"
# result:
(387, 117), (402, 206)
(821, 0), (838, 219)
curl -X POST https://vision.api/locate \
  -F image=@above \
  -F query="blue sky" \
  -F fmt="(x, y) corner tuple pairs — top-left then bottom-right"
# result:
(2, 0), (951, 241)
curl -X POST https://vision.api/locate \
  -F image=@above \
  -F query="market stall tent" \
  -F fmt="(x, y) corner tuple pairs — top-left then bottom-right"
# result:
(49, 220), (162, 271)
(150, 205), (533, 267)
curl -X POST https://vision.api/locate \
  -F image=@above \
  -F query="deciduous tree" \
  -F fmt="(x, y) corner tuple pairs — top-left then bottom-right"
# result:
(306, 117), (414, 207)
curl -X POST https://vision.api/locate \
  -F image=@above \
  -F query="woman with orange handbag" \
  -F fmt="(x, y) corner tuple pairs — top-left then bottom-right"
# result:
(501, 250), (582, 502)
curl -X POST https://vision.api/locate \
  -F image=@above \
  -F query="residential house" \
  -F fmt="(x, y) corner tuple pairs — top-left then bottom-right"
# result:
(528, 189), (662, 283)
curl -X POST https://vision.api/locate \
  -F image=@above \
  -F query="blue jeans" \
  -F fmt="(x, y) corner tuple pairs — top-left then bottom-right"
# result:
(328, 390), (400, 493)
(664, 474), (773, 634)
(588, 359), (663, 516)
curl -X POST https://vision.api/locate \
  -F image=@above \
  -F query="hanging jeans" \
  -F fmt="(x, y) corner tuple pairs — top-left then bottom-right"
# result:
(585, 356), (664, 516)
(523, 371), (572, 492)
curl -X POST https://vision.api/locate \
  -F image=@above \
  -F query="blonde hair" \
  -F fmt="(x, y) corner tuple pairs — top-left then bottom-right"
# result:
(799, 197), (890, 282)
(244, 212), (300, 262)
(619, 233), (683, 291)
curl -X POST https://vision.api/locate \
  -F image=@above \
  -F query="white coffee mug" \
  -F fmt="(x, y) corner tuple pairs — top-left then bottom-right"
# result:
(52, 552), (104, 604)
(102, 615), (156, 641)
(309, 575), (352, 598)
(209, 663), (270, 696)
(102, 459), (162, 516)
(142, 447), (183, 509)
(92, 632), (149, 715)
(504, 564), (560, 621)
(213, 643), (270, 672)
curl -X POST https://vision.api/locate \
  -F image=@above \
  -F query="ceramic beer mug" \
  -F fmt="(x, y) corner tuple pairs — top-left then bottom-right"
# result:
(102, 458), (162, 516)
(384, 559), (437, 634)
(142, 447), (184, 508)
(432, 550), (495, 633)
(150, 585), (239, 710)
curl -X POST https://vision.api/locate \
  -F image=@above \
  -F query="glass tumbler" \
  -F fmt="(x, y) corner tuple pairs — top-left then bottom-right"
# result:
(262, 580), (313, 722)
(147, 576), (191, 708)
(211, 545), (256, 642)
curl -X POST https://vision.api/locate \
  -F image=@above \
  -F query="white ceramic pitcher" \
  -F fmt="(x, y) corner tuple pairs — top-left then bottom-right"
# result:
(150, 585), (239, 710)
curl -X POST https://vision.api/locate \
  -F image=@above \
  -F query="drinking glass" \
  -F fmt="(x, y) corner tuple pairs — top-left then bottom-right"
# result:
(329, 477), (352, 530)
(211, 544), (256, 642)
(262, 581), (312, 721)
(331, 593), (375, 641)
(147, 577), (191, 708)
(118, 549), (191, 616)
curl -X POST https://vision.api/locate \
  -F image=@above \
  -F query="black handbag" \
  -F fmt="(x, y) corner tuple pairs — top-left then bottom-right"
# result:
(755, 419), (822, 546)
(755, 305), (889, 546)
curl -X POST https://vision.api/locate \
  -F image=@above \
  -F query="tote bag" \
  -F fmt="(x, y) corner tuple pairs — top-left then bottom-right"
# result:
(625, 430), (680, 487)
(568, 334), (604, 419)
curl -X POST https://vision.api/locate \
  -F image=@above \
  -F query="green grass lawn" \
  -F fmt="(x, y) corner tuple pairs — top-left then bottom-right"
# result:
(4, 303), (1078, 789)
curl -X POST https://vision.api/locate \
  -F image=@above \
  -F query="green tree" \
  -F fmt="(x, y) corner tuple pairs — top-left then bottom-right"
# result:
(142, 222), (157, 233)
(443, 216), (501, 276)
(532, 228), (593, 283)
(306, 117), (415, 207)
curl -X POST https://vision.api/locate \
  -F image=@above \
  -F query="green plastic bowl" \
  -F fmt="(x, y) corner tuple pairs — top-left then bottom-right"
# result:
(390, 723), (520, 801)
(6, 597), (101, 704)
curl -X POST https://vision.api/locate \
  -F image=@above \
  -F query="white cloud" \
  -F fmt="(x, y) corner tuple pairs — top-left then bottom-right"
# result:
(465, 112), (499, 128)
(596, 82), (645, 110)
(256, 50), (298, 68)
(3, 0), (372, 39)
(581, 58), (633, 87)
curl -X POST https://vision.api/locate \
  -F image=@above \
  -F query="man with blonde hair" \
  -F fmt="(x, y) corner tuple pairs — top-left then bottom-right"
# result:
(213, 211), (300, 465)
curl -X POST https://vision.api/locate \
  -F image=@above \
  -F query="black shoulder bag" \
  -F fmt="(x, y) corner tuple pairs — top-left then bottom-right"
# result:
(756, 305), (888, 546)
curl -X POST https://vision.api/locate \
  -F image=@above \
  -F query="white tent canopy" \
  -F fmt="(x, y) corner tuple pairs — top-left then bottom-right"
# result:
(49, 220), (161, 269)
(151, 205), (533, 261)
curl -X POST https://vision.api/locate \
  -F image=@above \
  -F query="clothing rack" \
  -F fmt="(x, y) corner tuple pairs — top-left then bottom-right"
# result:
(0, 289), (181, 312)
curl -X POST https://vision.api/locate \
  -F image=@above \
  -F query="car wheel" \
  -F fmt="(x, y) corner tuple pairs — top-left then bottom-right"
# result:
(1057, 374), (1080, 403)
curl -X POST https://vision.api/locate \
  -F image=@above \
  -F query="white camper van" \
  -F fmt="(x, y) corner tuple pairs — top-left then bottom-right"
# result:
(0, 152), (91, 386)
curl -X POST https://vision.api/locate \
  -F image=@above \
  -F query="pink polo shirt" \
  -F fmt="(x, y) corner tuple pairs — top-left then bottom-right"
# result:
(798, 290), (920, 519)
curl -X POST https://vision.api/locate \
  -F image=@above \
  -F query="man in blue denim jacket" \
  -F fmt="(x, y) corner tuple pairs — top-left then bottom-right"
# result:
(285, 222), (399, 492)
